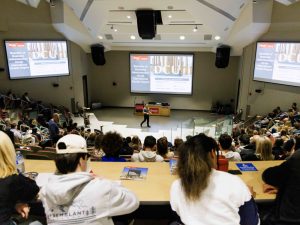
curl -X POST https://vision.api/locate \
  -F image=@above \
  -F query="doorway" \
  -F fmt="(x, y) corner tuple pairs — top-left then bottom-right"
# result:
(82, 75), (88, 107)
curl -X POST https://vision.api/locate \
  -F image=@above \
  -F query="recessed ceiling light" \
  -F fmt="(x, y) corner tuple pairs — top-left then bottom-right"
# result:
(214, 36), (221, 40)
(127, 15), (131, 19)
(193, 26), (198, 32)
(179, 35), (185, 40)
(114, 28), (118, 32)
(168, 15), (172, 18)
(97, 35), (103, 40)
(130, 35), (136, 40)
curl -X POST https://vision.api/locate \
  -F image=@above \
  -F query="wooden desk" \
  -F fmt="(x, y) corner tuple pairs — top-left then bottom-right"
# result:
(25, 160), (176, 205)
(25, 160), (283, 204)
(229, 161), (283, 202)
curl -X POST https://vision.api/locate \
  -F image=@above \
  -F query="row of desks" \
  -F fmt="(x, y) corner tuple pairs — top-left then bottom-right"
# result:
(25, 160), (283, 204)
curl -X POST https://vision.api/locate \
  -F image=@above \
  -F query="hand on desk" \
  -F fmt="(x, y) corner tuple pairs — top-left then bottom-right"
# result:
(263, 183), (278, 194)
(15, 203), (30, 219)
(247, 185), (256, 198)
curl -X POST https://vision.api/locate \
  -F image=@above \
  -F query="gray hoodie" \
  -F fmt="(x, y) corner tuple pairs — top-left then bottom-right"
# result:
(40, 172), (139, 225)
(131, 150), (164, 162)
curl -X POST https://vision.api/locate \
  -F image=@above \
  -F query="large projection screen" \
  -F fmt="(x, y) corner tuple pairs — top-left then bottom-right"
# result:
(130, 53), (193, 94)
(254, 42), (300, 87)
(4, 40), (70, 79)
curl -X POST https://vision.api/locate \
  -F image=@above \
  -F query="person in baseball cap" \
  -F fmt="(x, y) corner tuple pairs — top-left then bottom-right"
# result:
(40, 134), (139, 225)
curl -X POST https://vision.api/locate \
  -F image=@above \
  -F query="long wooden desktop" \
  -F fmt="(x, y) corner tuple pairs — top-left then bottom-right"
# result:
(25, 160), (283, 204)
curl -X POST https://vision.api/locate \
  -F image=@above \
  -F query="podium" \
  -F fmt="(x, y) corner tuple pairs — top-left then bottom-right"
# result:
(134, 103), (171, 117)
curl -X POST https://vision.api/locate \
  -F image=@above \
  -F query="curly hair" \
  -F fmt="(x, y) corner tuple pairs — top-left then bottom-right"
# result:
(102, 132), (123, 157)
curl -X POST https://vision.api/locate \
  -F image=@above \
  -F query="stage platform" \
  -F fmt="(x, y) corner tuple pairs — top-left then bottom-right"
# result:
(72, 107), (231, 142)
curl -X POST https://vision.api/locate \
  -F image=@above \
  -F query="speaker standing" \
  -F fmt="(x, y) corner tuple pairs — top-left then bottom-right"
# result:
(140, 105), (151, 128)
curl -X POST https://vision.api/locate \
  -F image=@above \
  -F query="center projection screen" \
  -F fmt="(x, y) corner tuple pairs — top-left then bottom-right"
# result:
(130, 53), (193, 95)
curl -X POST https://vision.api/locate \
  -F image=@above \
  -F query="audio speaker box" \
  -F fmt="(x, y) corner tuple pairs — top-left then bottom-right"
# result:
(91, 44), (105, 66)
(215, 45), (231, 68)
(136, 10), (156, 39)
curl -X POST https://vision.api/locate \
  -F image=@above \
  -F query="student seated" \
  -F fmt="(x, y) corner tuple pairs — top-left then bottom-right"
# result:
(256, 136), (274, 160)
(40, 134), (139, 225)
(101, 132), (126, 162)
(170, 133), (259, 225)
(218, 133), (241, 161)
(156, 137), (174, 160)
(0, 131), (40, 225)
(262, 149), (300, 225)
(131, 136), (164, 162)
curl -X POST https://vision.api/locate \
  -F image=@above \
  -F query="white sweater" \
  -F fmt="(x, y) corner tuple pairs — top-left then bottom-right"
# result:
(170, 169), (259, 225)
(40, 172), (139, 225)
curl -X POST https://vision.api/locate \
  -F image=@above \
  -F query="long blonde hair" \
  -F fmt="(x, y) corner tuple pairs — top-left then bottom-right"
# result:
(256, 136), (273, 160)
(0, 131), (17, 178)
(177, 134), (216, 201)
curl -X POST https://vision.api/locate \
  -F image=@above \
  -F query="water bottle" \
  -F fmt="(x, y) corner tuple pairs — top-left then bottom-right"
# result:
(16, 151), (25, 174)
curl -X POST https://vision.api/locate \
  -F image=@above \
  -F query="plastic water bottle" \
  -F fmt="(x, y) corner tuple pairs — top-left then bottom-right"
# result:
(16, 151), (25, 174)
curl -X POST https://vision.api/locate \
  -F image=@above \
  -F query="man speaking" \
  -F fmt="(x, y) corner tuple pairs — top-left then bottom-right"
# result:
(140, 104), (151, 128)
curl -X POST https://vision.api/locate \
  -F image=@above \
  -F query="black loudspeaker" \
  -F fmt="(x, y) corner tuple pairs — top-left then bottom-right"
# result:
(215, 45), (231, 68)
(136, 10), (156, 39)
(91, 44), (105, 65)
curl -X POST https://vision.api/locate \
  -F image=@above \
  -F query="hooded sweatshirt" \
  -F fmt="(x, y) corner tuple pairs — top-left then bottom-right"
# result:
(40, 172), (139, 225)
(131, 150), (164, 162)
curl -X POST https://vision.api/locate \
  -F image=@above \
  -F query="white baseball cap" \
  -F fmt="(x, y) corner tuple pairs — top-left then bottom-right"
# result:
(56, 134), (88, 154)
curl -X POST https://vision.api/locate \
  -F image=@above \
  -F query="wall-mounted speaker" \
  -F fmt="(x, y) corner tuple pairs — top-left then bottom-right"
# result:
(0, 68), (4, 72)
(136, 10), (156, 39)
(215, 45), (231, 68)
(91, 44), (105, 66)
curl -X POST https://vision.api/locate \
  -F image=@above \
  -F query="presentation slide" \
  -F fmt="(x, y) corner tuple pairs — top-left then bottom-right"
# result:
(130, 54), (193, 94)
(5, 40), (70, 79)
(254, 42), (300, 87)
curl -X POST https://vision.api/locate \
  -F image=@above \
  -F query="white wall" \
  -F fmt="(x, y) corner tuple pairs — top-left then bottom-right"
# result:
(0, 0), (88, 109)
(238, 2), (300, 117)
(88, 51), (240, 110)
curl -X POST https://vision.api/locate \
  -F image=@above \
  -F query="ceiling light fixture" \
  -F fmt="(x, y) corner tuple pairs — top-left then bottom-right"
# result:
(179, 35), (185, 40)
(97, 35), (103, 40)
(168, 15), (172, 18)
(127, 15), (131, 19)
(214, 36), (221, 40)
(193, 25), (198, 32)
(130, 35), (136, 40)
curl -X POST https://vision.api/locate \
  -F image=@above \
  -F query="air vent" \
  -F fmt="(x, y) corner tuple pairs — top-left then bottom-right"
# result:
(105, 34), (113, 40)
(204, 34), (212, 41)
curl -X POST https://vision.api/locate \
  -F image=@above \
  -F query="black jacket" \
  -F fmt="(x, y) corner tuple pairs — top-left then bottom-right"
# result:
(262, 150), (300, 224)
(0, 174), (39, 223)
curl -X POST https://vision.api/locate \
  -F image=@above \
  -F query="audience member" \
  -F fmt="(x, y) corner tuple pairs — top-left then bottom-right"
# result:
(218, 133), (241, 161)
(40, 134), (139, 224)
(0, 131), (40, 225)
(131, 136), (164, 162)
(101, 131), (126, 162)
(170, 133), (259, 225)
(262, 150), (300, 225)
(156, 137), (174, 159)
(48, 113), (61, 144)
(172, 138), (184, 156)
(129, 135), (142, 152)
(272, 138), (284, 160)
(256, 136), (273, 160)
(279, 139), (295, 160)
